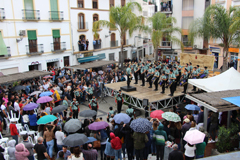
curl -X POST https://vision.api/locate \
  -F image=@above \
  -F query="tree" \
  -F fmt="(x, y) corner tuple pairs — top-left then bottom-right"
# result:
(147, 12), (182, 61)
(93, 2), (142, 68)
(189, 4), (240, 71)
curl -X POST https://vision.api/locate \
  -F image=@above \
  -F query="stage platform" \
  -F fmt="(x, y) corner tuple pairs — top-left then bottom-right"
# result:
(104, 81), (187, 109)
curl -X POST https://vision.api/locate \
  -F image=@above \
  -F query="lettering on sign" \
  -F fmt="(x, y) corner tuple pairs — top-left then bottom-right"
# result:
(83, 52), (93, 58)
(46, 58), (59, 63)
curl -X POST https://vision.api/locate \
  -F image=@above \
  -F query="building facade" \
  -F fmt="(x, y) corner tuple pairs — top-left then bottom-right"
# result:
(0, 0), (72, 74)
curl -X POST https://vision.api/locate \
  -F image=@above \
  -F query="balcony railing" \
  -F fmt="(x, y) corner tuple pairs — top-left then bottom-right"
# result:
(110, 41), (118, 47)
(22, 9), (40, 20)
(26, 44), (44, 55)
(183, 41), (192, 47)
(78, 22), (88, 30)
(0, 47), (11, 59)
(49, 11), (64, 21)
(160, 41), (171, 48)
(160, 1), (172, 13)
(0, 8), (5, 20)
(51, 42), (66, 52)
(93, 41), (102, 50)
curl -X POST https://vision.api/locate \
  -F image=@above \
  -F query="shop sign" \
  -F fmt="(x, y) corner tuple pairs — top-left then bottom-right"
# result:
(228, 48), (239, 53)
(46, 58), (59, 63)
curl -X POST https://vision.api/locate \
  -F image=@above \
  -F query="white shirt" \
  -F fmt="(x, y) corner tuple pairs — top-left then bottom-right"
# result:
(14, 102), (20, 112)
(1, 104), (6, 111)
(43, 84), (49, 90)
(55, 131), (65, 145)
(184, 144), (196, 157)
(22, 115), (29, 123)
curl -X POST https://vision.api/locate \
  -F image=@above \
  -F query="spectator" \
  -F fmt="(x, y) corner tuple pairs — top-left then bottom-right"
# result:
(56, 151), (64, 160)
(133, 131), (148, 160)
(68, 147), (84, 160)
(168, 144), (183, 160)
(196, 141), (206, 159)
(78, 38), (82, 51)
(15, 143), (30, 160)
(43, 124), (56, 159)
(86, 39), (89, 50)
(184, 143), (196, 160)
(57, 146), (71, 160)
(110, 132), (122, 160)
(9, 119), (20, 144)
(34, 137), (49, 160)
(55, 126), (66, 151)
(8, 140), (16, 160)
(0, 146), (5, 160)
(197, 106), (204, 124)
(82, 143), (98, 160)
(28, 110), (38, 131)
(22, 134), (34, 160)
(154, 123), (167, 160)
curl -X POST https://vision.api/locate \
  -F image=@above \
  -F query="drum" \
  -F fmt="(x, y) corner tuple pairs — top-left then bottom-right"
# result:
(168, 81), (173, 87)
(180, 79), (187, 86)
(159, 80), (164, 87)
(146, 74), (151, 79)
(200, 74), (206, 78)
(152, 76), (156, 83)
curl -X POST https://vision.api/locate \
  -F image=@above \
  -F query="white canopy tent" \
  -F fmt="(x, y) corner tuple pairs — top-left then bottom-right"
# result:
(188, 67), (240, 92)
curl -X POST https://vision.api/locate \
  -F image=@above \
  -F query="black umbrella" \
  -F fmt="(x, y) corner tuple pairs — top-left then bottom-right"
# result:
(51, 105), (68, 114)
(62, 133), (88, 147)
(63, 80), (71, 84)
(79, 110), (97, 117)
(64, 119), (82, 133)
(11, 85), (25, 91)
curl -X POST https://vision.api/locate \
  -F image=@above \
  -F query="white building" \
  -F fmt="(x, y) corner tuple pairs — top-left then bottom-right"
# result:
(0, 0), (72, 74)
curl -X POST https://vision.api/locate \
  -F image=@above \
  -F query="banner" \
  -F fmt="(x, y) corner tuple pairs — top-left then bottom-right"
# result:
(180, 53), (215, 70)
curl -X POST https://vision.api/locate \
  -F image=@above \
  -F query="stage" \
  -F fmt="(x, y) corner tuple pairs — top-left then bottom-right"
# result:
(104, 81), (187, 109)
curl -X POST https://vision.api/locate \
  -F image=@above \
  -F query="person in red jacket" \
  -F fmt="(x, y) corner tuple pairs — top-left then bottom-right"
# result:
(110, 132), (122, 160)
(9, 119), (20, 145)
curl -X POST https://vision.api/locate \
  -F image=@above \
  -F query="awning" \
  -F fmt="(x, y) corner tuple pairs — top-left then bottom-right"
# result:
(77, 56), (98, 63)
(66, 60), (117, 70)
(27, 30), (37, 40)
(0, 70), (52, 85)
(52, 29), (60, 38)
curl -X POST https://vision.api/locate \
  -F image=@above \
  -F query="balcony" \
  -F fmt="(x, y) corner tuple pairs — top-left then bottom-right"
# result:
(110, 41), (118, 48)
(22, 9), (40, 20)
(78, 22), (89, 32)
(0, 8), (5, 20)
(51, 42), (66, 52)
(49, 11), (64, 21)
(159, 41), (172, 49)
(26, 44), (44, 56)
(0, 47), (11, 59)
(160, 1), (172, 14)
(93, 41), (102, 50)
(183, 41), (192, 48)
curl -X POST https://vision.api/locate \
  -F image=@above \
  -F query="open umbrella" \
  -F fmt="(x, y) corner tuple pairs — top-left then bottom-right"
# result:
(130, 118), (152, 133)
(85, 137), (97, 144)
(162, 112), (181, 122)
(0, 72), (4, 77)
(37, 115), (57, 125)
(11, 85), (25, 91)
(64, 119), (82, 133)
(150, 110), (164, 120)
(51, 105), (68, 114)
(183, 129), (205, 145)
(39, 91), (53, 97)
(113, 113), (131, 124)
(88, 121), (109, 130)
(79, 110), (97, 117)
(36, 96), (53, 103)
(63, 133), (88, 147)
(63, 80), (71, 84)
(185, 104), (200, 111)
(23, 103), (38, 111)
(30, 91), (42, 96)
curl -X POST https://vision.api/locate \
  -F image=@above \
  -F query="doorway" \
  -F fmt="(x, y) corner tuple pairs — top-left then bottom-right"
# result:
(213, 52), (219, 68)
(64, 56), (70, 67)
(29, 64), (39, 71)
(231, 53), (238, 70)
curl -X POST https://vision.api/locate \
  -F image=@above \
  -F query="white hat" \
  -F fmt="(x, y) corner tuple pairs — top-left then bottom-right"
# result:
(184, 118), (190, 123)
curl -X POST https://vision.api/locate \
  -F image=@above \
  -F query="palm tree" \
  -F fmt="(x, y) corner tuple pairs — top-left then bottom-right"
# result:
(93, 2), (142, 68)
(189, 4), (240, 71)
(147, 12), (182, 61)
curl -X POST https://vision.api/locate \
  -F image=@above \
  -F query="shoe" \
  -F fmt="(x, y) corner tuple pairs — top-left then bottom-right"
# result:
(148, 86), (152, 88)
(154, 89), (158, 91)
(191, 89), (196, 91)
(181, 91), (185, 93)
(134, 83), (137, 84)
(141, 84), (144, 86)
(161, 92), (164, 94)
(168, 94), (172, 96)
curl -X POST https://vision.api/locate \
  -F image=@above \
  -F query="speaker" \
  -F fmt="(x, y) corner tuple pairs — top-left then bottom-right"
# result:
(143, 99), (149, 106)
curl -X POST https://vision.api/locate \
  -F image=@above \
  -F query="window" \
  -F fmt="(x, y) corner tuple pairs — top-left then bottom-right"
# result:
(92, 0), (98, 9)
(0, 31), (8, 56)
(52, 29), (61, 50)
(93, 14), (99, 29)
(27, 30), (38, 53)
(182, 17), (193, 29)
(121, 0), (125, 7)
(24, 0), (34, 19)
(78, 13), (86, 29)
(78, 0), (84, 8)
(79, 35), (86, 40)
(110, 0), (114, 8)
(110, 33), (117, 47)
(50, 0), (59, 20)
(109, 53), (115, 60)
(182, 35), (191, 47)
(182, 0), (194, 10)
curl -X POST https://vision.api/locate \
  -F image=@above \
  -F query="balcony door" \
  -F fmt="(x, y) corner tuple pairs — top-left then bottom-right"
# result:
(52, 30), (61, 50)
(29, 40), (37, 53)
(111, 33), (116, 47)
(50, 0), (59, 20)
(24, 0), (34, 19)
(79, 13), (85, 29)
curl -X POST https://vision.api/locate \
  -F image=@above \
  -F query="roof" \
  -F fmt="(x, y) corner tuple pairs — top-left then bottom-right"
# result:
(186, 89), (240, 112)
(188, 67), (240, 92)
(0, 70), (52, 85)
(65, 60), (117, 70)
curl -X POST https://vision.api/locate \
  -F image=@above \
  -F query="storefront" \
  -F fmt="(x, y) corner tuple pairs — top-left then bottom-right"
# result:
(160, 50), (177, 61)
(46, 58), (60, 70)
(28, 61), (42, 71)
(210, 47), (221, 69)
(229, 48), (239, 71)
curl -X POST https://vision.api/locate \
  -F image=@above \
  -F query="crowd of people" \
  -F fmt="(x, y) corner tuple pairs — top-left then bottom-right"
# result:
(0, 58), (240, 160)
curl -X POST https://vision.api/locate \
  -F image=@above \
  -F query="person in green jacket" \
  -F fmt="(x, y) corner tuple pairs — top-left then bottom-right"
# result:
(132, 132), (149, 160)
(196, 142), (206, 159)
(153, 123), (167, 160)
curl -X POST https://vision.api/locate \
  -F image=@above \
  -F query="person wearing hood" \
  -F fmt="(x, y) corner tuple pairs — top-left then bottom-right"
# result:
(104, 138), (115, 160)
(110, 132), (122, 160)
(121, 123), (134, 160)
(132, 131), (149, 160)
(10, 119), (20, 145)
(8, 139), (16, 160)
(15, 143), (30, 160)
(153, 123), (167, 160)
(181, 118), (191, 151)
(22, 134), (34, 160)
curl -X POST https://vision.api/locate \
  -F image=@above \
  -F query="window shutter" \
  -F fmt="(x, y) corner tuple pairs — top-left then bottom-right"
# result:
(50, 0), (59, 20)
(0, 32), (8, 55)
(27, 30), (37, 40)
(52, 30), (60, 38)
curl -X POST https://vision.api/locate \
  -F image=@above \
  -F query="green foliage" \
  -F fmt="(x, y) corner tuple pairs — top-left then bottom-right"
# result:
(146, 12), (182, 60)
(216, 124), (239, 153)
(12, 81), (20, 87)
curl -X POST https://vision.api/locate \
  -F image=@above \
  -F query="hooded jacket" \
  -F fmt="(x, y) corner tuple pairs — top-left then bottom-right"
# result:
(15, 143), (30, 160)
(110, 132), (122, 150)
(8, 140), (16, 160)
(153, 123), (167, 146)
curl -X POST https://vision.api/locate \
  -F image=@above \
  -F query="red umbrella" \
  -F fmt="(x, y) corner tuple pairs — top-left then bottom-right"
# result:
(150, 110), (164, 120)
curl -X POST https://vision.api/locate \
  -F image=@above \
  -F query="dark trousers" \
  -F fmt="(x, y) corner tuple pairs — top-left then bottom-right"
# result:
(141, 73), (145, 86)
(193, 85), (196, 91)
(72, 110), (78, 119)
(117, 101), (122, 113)
(156, 145), (165, 160)
(162, 82), (165, 93)
(127, 74), (131, 87)
(143, 145), (151, 159)
(154, 78), (159, 90)
(92, 108), (98, 120)
(170, 82), (175, 95)
(101, 144), (106, 159)
(134, 72), (138, 84)
(135, 148), (144, 160)
(185, 156), (194, 160)
(12, 135), (18, 145)
(148, 75), (153, 87)
(209, 123), (218, 141)
(126, 146), (134, 160)
(88, 94), (93, 101)
(76, 96), (81, 104)
(183, 83), (188, 93)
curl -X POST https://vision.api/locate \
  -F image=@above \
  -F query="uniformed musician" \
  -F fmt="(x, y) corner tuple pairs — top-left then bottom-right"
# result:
(141, 63), (146, 86)
(191, 67), (198, 91)
(134, 61), (140, 84)
(160, 72), (167, 94)
(147, 65), (154, 88)
(126, 64), (132, 87)
(181, 68), (188, 94)
(115, 90), (123, 113)
(153, 68), (160, 91)
(168, 70), (176, 97)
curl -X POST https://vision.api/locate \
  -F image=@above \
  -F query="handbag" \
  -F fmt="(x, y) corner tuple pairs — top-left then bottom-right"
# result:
(93, 134), (101, 149)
